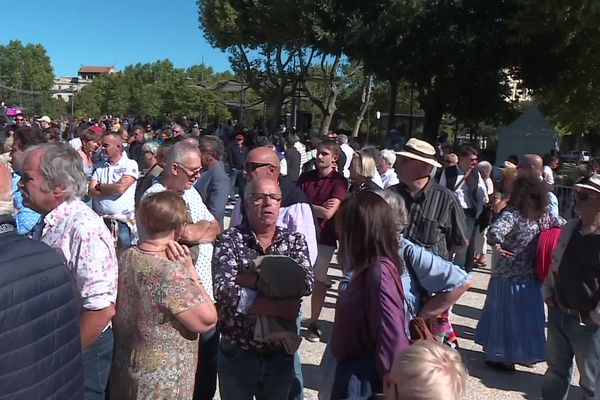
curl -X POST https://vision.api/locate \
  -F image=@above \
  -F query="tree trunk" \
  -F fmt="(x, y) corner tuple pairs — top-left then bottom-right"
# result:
(422, 108), (443, 143)
(352, 75), (373, 137)
(319, 84), (340, 136)
(388, 79), (398, 132)
(267, 87), (286, 134)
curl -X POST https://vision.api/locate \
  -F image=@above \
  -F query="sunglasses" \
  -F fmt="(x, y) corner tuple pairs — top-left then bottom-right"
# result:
(177, 162), (201, 178)
(576, 191), (600, 202)
(245, 162), (274, 173)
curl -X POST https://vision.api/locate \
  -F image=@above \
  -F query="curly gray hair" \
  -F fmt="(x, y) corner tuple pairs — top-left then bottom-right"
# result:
(373, 189), (408, 234)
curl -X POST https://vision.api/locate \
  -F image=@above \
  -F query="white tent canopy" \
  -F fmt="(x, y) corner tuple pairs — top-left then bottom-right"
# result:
(495, 105), (559, 167)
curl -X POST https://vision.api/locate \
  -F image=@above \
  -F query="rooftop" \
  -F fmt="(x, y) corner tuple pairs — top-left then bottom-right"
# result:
(78, 66), (115, 74)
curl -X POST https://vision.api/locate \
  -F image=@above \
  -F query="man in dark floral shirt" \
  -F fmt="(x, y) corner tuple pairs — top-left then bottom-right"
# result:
(213, 177), (313, 399)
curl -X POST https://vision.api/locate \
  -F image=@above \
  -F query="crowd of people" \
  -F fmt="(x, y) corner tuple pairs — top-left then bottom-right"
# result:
(0, 108), (599, 400)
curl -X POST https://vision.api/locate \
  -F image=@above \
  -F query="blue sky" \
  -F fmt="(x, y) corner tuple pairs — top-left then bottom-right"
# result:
(0, 0), (231, 76)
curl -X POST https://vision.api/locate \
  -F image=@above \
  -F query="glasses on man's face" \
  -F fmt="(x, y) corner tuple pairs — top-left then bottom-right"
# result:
(177, 163), (201, 178)
(576, 191), (600, 202)
(245, 162), (274, 173)
(249, 193), (282, 205)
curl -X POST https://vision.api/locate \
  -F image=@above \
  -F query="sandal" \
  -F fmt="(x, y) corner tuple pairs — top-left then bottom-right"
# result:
(473, 257), (487, 268)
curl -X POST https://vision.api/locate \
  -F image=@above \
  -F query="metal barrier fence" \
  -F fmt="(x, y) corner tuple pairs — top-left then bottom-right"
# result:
(554, 185), (574, 219)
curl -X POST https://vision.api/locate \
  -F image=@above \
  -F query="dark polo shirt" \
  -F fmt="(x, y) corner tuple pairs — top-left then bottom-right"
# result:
(297, 169), (348, 247)
(556, 227), (600, 316)
(390, 179), (469, 260)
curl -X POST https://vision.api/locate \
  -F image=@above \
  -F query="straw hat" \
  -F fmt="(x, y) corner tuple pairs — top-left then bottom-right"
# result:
(574, 174), (600, 195)
(395, 138), (442, 168)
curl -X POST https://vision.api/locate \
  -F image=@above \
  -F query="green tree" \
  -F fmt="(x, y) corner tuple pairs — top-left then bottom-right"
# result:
(0, 40), (55, 112)
(323, 0), (520, 142)
(514, 0), (600, 138)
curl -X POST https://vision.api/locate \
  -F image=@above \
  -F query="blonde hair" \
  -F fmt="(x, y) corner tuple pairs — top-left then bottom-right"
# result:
(389, 341), (467, 400)
(350, 150), (377, 179)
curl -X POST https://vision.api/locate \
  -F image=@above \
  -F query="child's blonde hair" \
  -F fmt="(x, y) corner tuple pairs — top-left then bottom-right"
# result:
(388, 341), (467, 400)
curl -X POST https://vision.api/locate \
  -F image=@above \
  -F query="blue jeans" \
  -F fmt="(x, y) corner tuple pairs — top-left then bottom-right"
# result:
(83, 327), (113, 400)
(218, 339), (294, 400)
(103, 220), (133, 250)
(542, 307), (600, 400)
(290, 314), (304, 400)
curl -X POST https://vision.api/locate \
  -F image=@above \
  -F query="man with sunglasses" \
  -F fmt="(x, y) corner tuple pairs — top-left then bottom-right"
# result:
(12, 113), (27, 129)
(439, 144), (488, 271)
(542, 174), (600, 400)
(89, 133), (139, 249)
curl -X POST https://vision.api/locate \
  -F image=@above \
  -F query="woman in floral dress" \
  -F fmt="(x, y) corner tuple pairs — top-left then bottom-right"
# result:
(476, 174), (565, 371)
(110, 192), (217, 399)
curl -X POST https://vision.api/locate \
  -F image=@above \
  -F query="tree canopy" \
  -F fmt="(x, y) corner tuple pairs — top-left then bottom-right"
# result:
(74, 60), (233, 122)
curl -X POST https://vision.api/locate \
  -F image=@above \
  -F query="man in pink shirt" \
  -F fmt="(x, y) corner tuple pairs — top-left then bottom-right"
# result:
(20, 143), (118, 400)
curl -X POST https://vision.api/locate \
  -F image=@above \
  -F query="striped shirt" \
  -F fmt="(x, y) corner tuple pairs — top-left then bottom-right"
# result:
(390, 179), (469, 261)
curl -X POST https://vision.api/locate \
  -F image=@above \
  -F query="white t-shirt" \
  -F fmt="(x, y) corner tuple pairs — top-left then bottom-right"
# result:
(543, 165), (555, 185)
(92, 156), (138, 215)
(142, 182), (216, 302)
(340, 143), (355, 179)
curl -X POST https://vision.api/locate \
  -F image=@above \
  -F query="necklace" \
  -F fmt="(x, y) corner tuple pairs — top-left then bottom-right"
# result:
(137, 244), (168, 253)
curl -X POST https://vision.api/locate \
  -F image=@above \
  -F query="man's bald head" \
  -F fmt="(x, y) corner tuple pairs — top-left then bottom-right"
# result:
(245, 146), (281, 181)
(519, 154), (544, 177)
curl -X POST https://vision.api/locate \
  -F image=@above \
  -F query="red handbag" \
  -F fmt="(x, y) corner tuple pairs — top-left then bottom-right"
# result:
(536, 227), (561, 281)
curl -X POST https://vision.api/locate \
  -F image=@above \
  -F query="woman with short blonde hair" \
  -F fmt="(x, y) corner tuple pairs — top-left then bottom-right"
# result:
(349, 150), (381, 192)
(110, 191), (217, 399)
(386, 341), (468, 400)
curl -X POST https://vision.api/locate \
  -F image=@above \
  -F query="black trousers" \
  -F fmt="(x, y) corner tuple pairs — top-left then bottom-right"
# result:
(193, 326), (220, 400)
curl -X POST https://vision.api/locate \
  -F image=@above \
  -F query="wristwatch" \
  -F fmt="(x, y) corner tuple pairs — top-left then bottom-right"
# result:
(95, 183), (101, 192)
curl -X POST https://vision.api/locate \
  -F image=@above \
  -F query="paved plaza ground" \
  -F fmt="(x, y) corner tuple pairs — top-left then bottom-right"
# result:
(220, 211), (583, 400)
(296, 258), (583, 400)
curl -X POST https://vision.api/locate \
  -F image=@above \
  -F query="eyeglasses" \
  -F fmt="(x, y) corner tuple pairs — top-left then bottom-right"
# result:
(249, 193), (282, 205)
(576, 191), (600, 202)
(245, 162), (275, 173)
(177, 162), (201, 178)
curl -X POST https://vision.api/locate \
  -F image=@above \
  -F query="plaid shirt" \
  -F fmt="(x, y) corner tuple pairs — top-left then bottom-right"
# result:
(213, 224), (313, 352)
(390, 179), (469, 260)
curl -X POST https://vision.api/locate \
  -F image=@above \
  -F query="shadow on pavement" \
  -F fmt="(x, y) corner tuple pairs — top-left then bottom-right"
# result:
(453, 303), (483, 320)
(467, 286), (489, 296)
(302, 363), (324, 392)
(453, 323), (477, 341)
(460, 347), (544, 398)
(459, 348), (584, 399)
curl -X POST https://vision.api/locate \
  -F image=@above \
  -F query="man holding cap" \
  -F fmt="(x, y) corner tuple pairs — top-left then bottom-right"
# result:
(542, 174), (600, 400)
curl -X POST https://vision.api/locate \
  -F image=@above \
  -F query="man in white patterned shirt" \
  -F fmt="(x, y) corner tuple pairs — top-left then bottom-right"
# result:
(141, 141), (221, 400)
(20, 143), (118, 400)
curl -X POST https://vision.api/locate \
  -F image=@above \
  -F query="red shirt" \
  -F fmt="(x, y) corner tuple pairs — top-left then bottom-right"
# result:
(297, 169), (348, 247)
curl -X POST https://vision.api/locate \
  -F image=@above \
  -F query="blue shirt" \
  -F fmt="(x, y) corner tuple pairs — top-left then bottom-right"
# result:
(12, 173), (42, 235)
(399, 238), (470, 314)
(339, 238), (470, 315)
